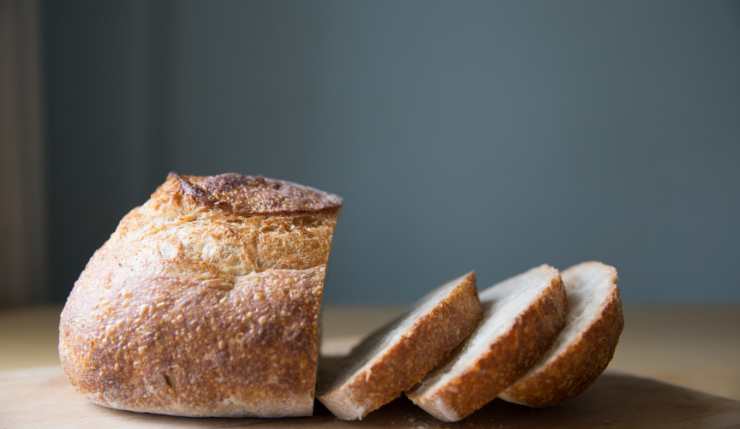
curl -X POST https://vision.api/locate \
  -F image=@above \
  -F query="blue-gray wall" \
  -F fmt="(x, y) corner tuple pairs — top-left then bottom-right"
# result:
(44, 0), (740, 304)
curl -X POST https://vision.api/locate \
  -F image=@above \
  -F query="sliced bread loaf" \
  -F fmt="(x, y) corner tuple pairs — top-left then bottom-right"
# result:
(407, 265), (567, 422)
(499, 261), (623, 406)
(318, 272), (482, 420)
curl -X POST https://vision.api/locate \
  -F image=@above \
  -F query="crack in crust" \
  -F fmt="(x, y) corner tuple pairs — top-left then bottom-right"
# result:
(170, 173), (342, 216)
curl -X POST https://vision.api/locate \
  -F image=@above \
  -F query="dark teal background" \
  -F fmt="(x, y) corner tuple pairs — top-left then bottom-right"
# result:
(43, 1), (740, 304)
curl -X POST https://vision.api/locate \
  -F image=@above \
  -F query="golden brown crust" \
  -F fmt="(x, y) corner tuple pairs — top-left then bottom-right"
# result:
(59, 173), (341, 417)
(163, 173), (342, 216)
(408, 273), (567, 422)
(500, 263), (624, 407)
(319, 273), (482, 420)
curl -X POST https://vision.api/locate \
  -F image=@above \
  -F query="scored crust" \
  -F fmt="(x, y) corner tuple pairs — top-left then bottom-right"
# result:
(499, 261), (624, 407)
(164, 173), (342, 216)
(407, 265), (567, 422)
(318, 272), (482, 420)
(59, 173), (341, 417)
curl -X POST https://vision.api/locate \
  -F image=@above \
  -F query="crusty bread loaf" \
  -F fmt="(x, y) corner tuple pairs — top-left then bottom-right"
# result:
(500, 261), (623, 406)
(59, 173), (341, 417)
(318, 272), (482, 420)
(407, 265), (567, 422)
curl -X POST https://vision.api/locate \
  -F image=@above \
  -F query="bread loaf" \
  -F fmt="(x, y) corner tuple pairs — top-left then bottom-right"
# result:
(59, 173), (341, 417)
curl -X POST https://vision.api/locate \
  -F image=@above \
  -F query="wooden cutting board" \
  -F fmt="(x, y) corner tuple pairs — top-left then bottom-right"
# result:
(2, 365), (739, 429)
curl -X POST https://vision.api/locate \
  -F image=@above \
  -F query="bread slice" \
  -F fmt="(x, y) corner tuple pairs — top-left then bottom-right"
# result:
(318, 272), (482, 420)
(499, 261), (624, 406)
(407, 265), (567, 422)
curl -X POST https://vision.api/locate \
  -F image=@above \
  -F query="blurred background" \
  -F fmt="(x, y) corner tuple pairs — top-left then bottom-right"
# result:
(2, 0), (739, 309)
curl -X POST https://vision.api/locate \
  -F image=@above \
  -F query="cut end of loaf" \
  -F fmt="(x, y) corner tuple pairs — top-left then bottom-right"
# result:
(318, 272), (481, 420)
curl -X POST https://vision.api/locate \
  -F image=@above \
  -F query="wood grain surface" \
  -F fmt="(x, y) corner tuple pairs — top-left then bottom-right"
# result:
(2, 364), (739, 429)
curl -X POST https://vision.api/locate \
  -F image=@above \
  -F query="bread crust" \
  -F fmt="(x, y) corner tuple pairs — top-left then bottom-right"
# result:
(59, 173), (341, 417)
(169, 173), (342, 216)
(318, 273), (482, 420)
(407, 267), (567, 422)
(500, 262), (624, 407)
